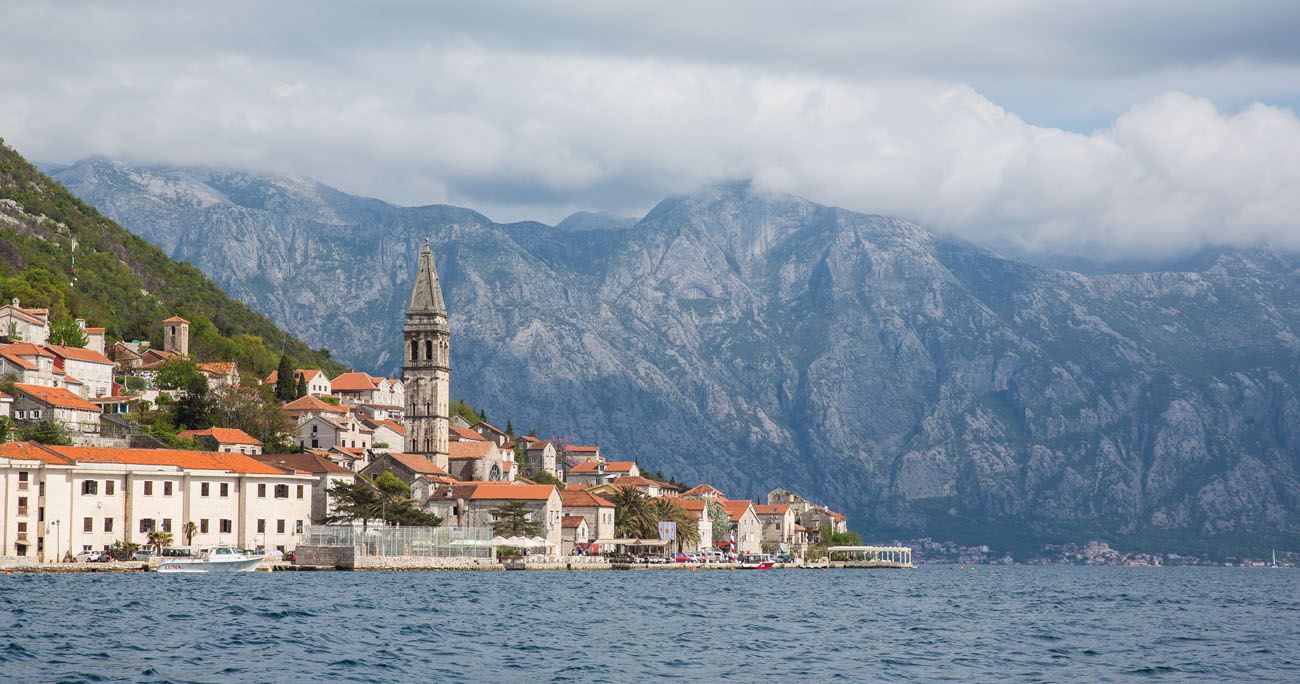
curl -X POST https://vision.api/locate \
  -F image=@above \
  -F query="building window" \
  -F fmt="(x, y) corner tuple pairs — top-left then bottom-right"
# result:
(294, 520), (303, 534)
(143, 481), (153, 496)
(83, 517), (93, 533)
(296, 485), (304, 499)
(140, 518), (156, 533)
(257, 519), (266, 533)
(81, 480), (98, 495)
(257, 483), (266, 498)
(200, 519), (210, 534)
(274, 484), (289, 499)
(201, 482), (210, 497)
(17, 471), (28, 489)
(276, 519), (285, 534)
(163, 481), (173, 496)
(105, 480), (115, 495)
(425, 339), (433, 360)
(162, 519), (172, 533)
(219, 519), (232, 534)
(220, 483), (229, 497)
(311, 438), (319, 448)
(17, 522), (27, 533)
(276, 545), (286, 554)
(104, 518), (114, 532)
(410, 339), (418, 361)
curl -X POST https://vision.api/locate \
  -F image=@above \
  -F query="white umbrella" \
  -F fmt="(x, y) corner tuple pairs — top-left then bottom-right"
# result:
(489, 536), (510, 546)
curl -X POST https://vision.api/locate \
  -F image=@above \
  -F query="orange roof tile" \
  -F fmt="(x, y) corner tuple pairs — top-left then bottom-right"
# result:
(42, 445), (287, 474)
(466, 483), (557, 501)
(560, 489), (615, 508)
(675, 498), (708, 512)
(331, 372), (381, 392)
(383, 453), (449, 476)
(282, 395), (348, 414)
(720, 499), (755, 522)
(0, 442), (74, 465)
(12, 383), (99, 411)
(2, 342), (53, 358)
(448, 440), (495, 460)
(196, 361), (236, 375)
(451, 425), (487, 441)
(82, 327), (105, 334)
(44, 344), (113, 364)
(611, 475), (659, 488)
(178, 427), (262, 446)
(370, 419), (406, 436)
(561, 515), (586, 529)
(254, 452), (353, 475)
(0, 349), (38, 370)
(162, 316), (190, 324)
(753, 504), (790, 516)
(566, 445), (599, 453)
(685, 484), (726, 497)
(568, 461), (602, 473)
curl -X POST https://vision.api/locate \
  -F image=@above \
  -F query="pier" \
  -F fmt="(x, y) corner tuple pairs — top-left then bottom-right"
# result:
(827, 545), (914, 569)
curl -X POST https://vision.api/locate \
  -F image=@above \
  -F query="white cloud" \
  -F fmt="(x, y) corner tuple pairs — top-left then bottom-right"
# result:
(0, 3), (1298, 259)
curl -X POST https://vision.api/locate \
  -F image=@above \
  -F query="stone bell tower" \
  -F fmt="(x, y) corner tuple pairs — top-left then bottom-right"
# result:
(402, 240), (451, 470)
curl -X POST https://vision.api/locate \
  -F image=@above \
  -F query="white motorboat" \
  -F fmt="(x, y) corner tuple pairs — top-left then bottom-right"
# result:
(156, 546), (264, 573)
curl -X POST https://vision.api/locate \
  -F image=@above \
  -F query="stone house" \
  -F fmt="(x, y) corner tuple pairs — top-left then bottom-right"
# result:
(685, 484), (727, 499)
(560, 516), (589, 555)
(46, 344), (115, 399)
(296, 413), (373, 452)
(9, 383), (101, 440)
(472, 421), (510, 447)
(446, 440), (509, 482)
(0, 299), (49, 345)
(563, 445), (601, 465)
(0, 342), (62, 388)
(559, 487), (616, 545)
(521, 438), (558, 477)
(0, 391), (11, 418)
(565, 460), (639, 486)
(265, 368), (333, 397)
(720, 499), (763, 555)
(179, 427), (264, 455)
(425, 483), (563, 552)
(800, 505), (848, 538)
(330, 372), (400, 406)
(359, 452), (450, 485)
(360, 418), (406, 453)
(674, 498), (713, 552)
(197, 361), (240, 390)
(753, 503), (798, 550)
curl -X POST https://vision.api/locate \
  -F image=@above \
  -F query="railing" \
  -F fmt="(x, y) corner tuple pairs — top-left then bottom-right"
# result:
(300, 524), (496, 559)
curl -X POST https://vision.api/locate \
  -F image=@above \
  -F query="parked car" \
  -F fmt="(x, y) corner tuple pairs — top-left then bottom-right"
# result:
(132, 549), (155, 561)
(284, 551), (296, 562)
(73, 549), (102, 563)
(673, 553), (690, 563)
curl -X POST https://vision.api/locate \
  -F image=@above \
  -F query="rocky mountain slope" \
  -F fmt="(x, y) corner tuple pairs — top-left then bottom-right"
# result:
(53, 158), (1300, 550)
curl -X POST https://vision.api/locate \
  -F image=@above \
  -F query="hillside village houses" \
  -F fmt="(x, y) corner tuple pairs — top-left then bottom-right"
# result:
(0, 243), (853, 564)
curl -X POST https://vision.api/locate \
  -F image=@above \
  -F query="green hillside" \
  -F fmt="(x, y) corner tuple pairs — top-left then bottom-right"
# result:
(0, 139), (343, 377)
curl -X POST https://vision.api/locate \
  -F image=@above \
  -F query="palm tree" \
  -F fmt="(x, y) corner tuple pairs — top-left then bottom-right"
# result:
(650, 498), (701, 550)
(183, 521), (198, 546)
(147, 530), (174, 553)
(609, 487), (655, 538)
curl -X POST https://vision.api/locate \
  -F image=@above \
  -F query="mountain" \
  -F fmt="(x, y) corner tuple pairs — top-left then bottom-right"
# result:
(554, 211), (638, 232)
(52, 158), (1300, 552)
(0, 144), (341, 378)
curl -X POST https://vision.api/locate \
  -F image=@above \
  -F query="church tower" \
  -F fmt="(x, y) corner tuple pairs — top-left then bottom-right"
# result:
(403, 240), (451, 470)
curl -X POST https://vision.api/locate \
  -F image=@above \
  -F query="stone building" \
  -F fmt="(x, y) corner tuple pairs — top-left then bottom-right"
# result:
(402, 241), (451, 470)
(162, 316), (189, 356)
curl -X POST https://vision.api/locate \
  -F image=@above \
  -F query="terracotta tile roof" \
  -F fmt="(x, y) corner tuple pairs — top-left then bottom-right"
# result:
(524, 439), (552, 450)
(611, 475), (659, 488)
(62, 374), (82, 385)
(474, 421), (507, 436)
(2, 342), (54, 358)
(675, 498), (708, 512)
(0, 349), (38, 370)
(753, 504), (790, 516)
(685, 484), (726, 497)
(369, 419), (406, 436)
(196, 361), (236, 376)
(448, 440), (495, 460)
(720, 499), (755, 522)
(162, 316), (190, 324)
(44, 344), (113, 364)
(333, 446), (366, 456)
(11, 383), (99, 411)
(466, 483), (557, 501)
(82, 327), (105, 334)
(566, 445), (599, 453)
(0, 306), (45, 325)
(606, 461), (636, 473)
(42, 445), (287, 474)
(0, 391), (10, 399)
(178, 427), (262, 446)
(450, 425), (487, 441)
(267, 369), (322, 384)
(561, 515), (586, 529)
(0, 442), (74, 464)
(254, 452), (353, 475)
(282, 395), (348, 414)
(560, 489), (615, 508)
(568, 460), (602, 473)
(384, 453), (450, 476)
(330, 372), (382, 392)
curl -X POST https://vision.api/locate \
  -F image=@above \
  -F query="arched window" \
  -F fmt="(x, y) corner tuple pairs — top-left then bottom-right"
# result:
(409, 339), (418, 361)
(425, 438), (431, 452)
(425, 339), (434, 360)
(489, 464), (501, 481)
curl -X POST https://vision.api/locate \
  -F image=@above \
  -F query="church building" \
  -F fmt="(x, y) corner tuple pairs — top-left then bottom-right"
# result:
(402, 241), (452, 470)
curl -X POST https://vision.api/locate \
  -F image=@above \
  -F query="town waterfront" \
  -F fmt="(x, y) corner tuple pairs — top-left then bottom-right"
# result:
(2, 566), (1296, 682)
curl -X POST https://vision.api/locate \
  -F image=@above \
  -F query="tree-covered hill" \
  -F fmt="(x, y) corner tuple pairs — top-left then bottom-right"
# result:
(0, 139), (342, 378)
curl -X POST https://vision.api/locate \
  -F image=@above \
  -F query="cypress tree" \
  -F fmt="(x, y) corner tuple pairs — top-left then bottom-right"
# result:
(295, 374), (308, 398)
(274, 355), (295, 402)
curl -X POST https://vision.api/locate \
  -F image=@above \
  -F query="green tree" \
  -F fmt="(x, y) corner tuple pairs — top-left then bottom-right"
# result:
(372, 471), (443, 526)
(324, 473), (441, 528)
(47, 316), (89, 348)
(650, 497), (701, 549)
(183, 521), (198, 546)
(208, 386), (293, 450)
(294, 374), (307, 398)
(109, 540), (141, 561)
(489, 500), (542, 537)
(505, 419), (513, 435)
(324, 478), (382, 528)
(707, 500), (730, 544)
(450, 399), (481, 425)
(0, 416), (12, 443)
(273, 355), (295, 402)
(147, 529), (174, 553)
(173, 382), (215, 430)
(528, 470), (564, 488)
(21, 419), (71, 446)
(155, 357), (205, 391)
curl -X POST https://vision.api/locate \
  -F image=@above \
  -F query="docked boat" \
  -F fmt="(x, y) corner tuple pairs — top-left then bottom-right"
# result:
(737, 555), (775, 570)
(156, 546), (264, 573)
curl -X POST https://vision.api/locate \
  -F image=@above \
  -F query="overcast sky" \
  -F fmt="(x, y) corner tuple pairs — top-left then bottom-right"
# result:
(3, 1), (1299, 258)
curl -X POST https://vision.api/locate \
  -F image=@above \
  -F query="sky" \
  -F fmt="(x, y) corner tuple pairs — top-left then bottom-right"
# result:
(2, 1), (1299, 259)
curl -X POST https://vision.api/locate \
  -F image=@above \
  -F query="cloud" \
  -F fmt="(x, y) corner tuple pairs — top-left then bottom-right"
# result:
(0, 3), (1298, 258)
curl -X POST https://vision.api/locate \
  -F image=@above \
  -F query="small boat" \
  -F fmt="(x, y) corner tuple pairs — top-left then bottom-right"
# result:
(156, 546), (264, 573)
(737, 561), (775, 570)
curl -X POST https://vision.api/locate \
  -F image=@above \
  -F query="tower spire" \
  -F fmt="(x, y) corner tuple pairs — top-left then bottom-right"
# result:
(408, 240), (447, 314)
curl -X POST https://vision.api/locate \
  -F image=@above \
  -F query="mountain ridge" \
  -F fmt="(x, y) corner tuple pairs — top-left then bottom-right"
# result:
(51, 157), (1300, 551)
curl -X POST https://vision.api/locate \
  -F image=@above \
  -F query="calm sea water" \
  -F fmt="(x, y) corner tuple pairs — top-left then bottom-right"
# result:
(1, 566), (1297, 682)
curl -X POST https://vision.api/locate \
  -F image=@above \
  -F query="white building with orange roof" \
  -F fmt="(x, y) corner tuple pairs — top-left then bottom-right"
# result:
(560, 516), (589, 555)
(563, 444), (601, 465)
(330, 371), (390, 406)
(566, 459), (639, 486)
(0, 342), (62, 388)
(178, 427), (264, 455)
(559, 487), (616, 544)
(265, 368), (332, 397)
(360, 417), (406, 453)
(753, 503), (799, 549)
(295, 412), (373, 453)
(45, 344), (115, 399)
(446, 440), (509, 482)
(0, 442), (314, 562)
(0, 298), (50, 345)
(719, 499), (763, 555)
(76, 319), (106, 355)
(425, 482), (563, 552)
(684, 484), (727, 499)
(281, 394), (349, 421)
(671, 498), (713, 552)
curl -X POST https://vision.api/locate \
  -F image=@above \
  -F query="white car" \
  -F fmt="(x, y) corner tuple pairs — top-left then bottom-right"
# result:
(74, 549), (102, 563)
